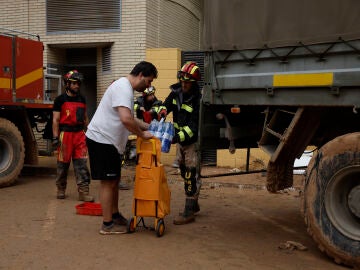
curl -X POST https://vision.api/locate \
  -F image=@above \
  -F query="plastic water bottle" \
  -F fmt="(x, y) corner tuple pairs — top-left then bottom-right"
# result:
(148, 119), (158, 136)
(154, 120), (163, 140)
(161, 122), (174, 153)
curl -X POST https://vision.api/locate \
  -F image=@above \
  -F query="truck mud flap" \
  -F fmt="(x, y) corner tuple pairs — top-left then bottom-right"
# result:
(259, 107), (322, 192)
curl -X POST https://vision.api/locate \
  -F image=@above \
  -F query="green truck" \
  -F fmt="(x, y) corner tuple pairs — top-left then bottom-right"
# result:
(200, 0), (360, 267)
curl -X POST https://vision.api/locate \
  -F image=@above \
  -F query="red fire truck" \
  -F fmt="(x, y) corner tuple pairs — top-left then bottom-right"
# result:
(0, 28), (60, 187)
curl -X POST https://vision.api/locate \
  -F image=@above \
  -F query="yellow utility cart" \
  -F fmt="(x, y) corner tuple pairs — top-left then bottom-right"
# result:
(127, 138), (171, 237)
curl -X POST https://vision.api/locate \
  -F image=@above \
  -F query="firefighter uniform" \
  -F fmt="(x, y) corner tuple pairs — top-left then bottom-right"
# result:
(53, 70), (93, 202)
(163, 61), (202, 225)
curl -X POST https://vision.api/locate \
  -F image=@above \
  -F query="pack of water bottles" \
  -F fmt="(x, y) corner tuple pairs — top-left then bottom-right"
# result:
(148, 119), (175, 153)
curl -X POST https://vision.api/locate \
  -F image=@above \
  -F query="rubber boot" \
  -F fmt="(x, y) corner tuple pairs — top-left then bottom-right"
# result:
(55, 162), (69, 199)
(78, 185), (95, 202)
(194, 199), (200, 213)
(179, 198), (200, 216)
(173, 198), (196, 225)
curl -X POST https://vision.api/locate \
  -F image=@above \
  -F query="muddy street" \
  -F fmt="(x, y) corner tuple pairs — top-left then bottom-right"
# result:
(0, 156), (348, 270)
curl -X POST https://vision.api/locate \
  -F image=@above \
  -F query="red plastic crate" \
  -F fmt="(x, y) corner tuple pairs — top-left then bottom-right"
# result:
(75, 202), (102, 216)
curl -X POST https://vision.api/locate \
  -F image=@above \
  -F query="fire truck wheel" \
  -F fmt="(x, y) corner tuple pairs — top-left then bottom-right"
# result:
(304, 132), (360, 267)
(0, 118), (25, 188)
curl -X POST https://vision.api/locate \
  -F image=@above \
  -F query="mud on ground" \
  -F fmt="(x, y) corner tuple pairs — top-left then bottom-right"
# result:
(0, 158), (348, 270)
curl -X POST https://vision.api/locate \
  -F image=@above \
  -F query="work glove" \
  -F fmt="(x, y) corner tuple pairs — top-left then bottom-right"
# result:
(52, 137), (60, 149)
(158, 109), (167, 121)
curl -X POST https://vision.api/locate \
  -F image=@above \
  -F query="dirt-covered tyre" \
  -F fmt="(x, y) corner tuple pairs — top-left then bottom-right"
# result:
(0, 118), (25, 188)
(304, 132), (360, 267)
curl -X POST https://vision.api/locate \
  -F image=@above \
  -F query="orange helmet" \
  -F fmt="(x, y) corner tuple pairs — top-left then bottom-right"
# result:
(63, 70), (82, 84)
(177, 61), (201, 82)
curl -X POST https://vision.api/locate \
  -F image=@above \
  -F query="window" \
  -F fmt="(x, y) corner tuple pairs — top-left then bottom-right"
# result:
(46, 0), (121, 34)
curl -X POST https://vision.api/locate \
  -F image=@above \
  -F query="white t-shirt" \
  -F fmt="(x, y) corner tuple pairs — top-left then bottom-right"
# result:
(86, 77), (134, 154)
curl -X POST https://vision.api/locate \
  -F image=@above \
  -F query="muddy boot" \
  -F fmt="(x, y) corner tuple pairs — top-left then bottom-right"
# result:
(179, 198), (200, 215)
(194, 199), (200, 213)
(57, 189), (66, 199)
(174, 198), (196, 225)
(56, 162), (69, 200)
(78, 185), (94, 202)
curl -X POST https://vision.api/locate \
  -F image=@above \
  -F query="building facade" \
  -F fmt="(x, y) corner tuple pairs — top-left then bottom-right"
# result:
(1, 0), (267, 168)
(0, 0), (202, 118)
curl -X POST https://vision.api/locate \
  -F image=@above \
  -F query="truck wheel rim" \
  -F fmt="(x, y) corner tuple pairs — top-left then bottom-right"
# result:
(0, 137), (12, 172)
(348, 185), (360, 218)
(325, 165), (360, 240)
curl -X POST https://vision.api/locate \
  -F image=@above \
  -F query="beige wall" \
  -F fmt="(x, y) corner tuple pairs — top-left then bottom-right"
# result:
(217, 149), (269, 170)
(0, 1), (33, 33)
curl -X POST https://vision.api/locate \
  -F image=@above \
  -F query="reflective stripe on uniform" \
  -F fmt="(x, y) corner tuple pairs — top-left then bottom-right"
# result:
(172, 99), (177, 105)
(58, 131), (65, 161)
(181, 104), (193, 113)
(179, 131), (185, 142)
(134, 104), (139, 110)
(174, 124), (193, 138)
(153, 106), (160, 113)
(183, 126), (193, 138)
(158, 105), (167, 112)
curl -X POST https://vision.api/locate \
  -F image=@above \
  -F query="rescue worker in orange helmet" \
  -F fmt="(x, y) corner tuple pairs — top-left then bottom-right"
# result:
(52, 70), (94, 202)
(162, 61), (202, 225)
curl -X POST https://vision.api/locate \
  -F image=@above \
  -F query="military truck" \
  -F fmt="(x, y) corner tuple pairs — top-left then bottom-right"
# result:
(0, 28), (61, 187)
(199, 0), (360, 267)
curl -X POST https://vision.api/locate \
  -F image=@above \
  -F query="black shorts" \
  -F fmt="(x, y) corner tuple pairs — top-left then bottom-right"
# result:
(86, 137), (121, 180)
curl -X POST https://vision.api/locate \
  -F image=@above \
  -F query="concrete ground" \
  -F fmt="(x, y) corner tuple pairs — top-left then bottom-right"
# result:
(0, 156), (349, 270)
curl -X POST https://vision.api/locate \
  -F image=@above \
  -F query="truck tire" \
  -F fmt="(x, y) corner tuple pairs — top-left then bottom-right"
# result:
(0, 118), (25, 187)
(304, 132), (360, 267)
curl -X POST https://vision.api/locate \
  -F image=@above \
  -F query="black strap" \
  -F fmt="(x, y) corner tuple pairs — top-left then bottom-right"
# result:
(59, 125), (84, 132)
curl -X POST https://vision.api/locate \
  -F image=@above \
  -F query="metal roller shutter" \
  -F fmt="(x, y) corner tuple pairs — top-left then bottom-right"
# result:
(46, 0), (121, 34)
(182, 51), (216, 166)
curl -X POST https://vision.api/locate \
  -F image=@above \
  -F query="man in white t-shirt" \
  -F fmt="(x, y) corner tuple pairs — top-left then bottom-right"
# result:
(86, 61), (157, 235)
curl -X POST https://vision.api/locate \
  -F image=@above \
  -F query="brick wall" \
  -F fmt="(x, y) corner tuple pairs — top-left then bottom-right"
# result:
(146, 0), (201, 50)
(157, 0), (201, 50)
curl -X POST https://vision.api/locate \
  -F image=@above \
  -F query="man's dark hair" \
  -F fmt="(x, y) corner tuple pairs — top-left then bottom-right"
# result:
(130, 61), (158, 78)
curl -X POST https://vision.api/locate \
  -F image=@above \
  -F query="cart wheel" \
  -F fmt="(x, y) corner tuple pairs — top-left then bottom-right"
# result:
(127, 217), (136, 233)
(155, 219), (165, 237)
